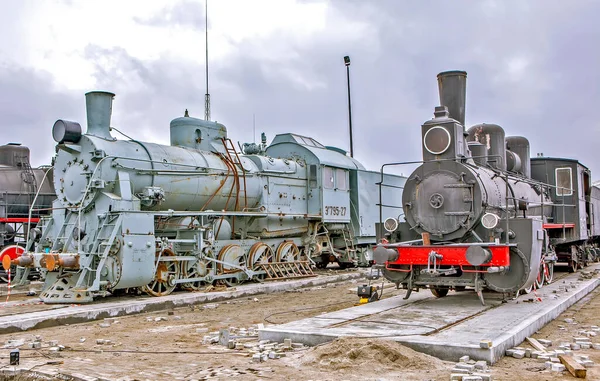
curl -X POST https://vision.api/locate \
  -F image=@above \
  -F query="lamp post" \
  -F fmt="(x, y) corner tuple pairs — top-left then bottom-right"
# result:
(344, 55), (354, 158)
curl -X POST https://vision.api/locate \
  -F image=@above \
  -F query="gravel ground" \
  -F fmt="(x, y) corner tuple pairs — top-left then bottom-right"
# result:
(0, 267), (598, 381)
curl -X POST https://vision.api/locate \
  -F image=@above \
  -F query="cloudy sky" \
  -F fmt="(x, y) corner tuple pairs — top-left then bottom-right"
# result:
(1, 0), (599, 179)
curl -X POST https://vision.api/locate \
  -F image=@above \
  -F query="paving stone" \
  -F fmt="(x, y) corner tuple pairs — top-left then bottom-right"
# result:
(459, 355), (470, 363)
(571, 343), (581, 350)
(218, 329), (230, 346)
(235, 343), (244, 350)
(455, 363), (475, 371)
(472, 374), (492, 381)
(451, 368), (469, 374)
(593, 343), (600, 349)
(582, 360), (595, 367)
(462, 377), (483, 381)
(550, 363), (566, 372)
(268, 351), (278, 359)
(550, 357), (560, 363)
(450, 375), (465, 381)
(479, 340), (492, 349)
(505, 349), (516, 356)
(573, 337), (591, 342)
(538, 339), (552, 346)
(251, 354), (261, 363)
(474, 361), (488, 371)
(512, 350), (525, 359)
(29, 342), (41, 349)
(525, 349), (532, 358)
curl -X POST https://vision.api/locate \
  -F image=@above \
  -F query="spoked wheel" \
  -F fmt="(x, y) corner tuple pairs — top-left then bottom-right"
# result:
(143, 248), (180, 297)
(247, 242), (274, 281)
(523, 285), (533, 294)
(568, 260), (578, 273)
(535, 262), (545, 289)
(430, 286), (449, 298)
(217, 244), (245, 273)
(180, 259), (211, 291)
(0, 245), (25, 283)
(217, 244), (246, 286)
(222, 276), (243, 287)
(544, 262), (554, 284)
(276, 241), (300, 262)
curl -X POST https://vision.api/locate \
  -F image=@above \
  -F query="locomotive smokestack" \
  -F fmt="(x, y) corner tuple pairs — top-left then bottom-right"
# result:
(85, 91), (115, 139)
(437, 71), (467, 126)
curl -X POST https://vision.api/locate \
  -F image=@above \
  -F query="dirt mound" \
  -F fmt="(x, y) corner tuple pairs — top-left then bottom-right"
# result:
(301, 337), (450, 370)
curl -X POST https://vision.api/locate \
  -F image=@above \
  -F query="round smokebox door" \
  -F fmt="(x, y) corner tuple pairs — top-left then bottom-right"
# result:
(410, 171), (472, 235)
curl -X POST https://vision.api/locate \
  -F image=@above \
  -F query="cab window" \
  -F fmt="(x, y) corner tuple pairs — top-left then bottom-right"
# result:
(323, 167), (334, 189)
(335, 168), (347, 190)
(556, 167), (573, 196)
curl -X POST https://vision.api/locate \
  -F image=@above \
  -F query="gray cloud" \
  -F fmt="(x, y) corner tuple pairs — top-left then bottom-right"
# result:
(3, 0), (600, 181)
(0, 63), (80, 167)
(133, 0), (205, 28)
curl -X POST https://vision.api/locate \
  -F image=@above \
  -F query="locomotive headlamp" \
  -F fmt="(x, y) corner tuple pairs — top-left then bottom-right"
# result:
(384, 217), (399, 233)
(52, 120), (82, 144)
(481, 212), (500, 229)
(423, 126), (451, 155)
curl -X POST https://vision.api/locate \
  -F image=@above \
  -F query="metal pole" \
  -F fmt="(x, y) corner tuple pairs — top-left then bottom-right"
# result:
(204, 0), (211, 121)
(344, 56), (354, 158)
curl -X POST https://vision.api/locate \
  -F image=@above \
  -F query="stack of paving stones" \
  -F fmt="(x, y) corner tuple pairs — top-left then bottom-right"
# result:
(202, 323), (307, 362)
(449, 356), (492, 381)
(503, 327), (600, 374)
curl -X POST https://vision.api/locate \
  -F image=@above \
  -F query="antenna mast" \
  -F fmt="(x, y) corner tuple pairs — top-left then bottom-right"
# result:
(204, 0), (211, 121)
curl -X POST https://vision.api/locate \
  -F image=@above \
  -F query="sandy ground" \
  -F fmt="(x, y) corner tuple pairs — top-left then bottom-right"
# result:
(0, 267), (598, 381)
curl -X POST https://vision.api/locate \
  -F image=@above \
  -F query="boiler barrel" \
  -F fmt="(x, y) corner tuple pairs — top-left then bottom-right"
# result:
(54, 137), (264, 212)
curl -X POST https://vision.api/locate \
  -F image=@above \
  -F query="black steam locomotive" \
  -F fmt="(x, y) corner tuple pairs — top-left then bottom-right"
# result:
(0, 143), (55, 281)
(375, 70), (600, 304)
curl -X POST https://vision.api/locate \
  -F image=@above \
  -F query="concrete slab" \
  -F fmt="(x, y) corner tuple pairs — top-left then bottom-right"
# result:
(259, 265), (600, 364)
(0, 272), (362, 333)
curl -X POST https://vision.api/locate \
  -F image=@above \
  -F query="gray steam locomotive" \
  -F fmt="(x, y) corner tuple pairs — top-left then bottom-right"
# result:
(375, 70), (600, 304)
(7, 91), (405, 303)
(0, 143), (55, 281)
